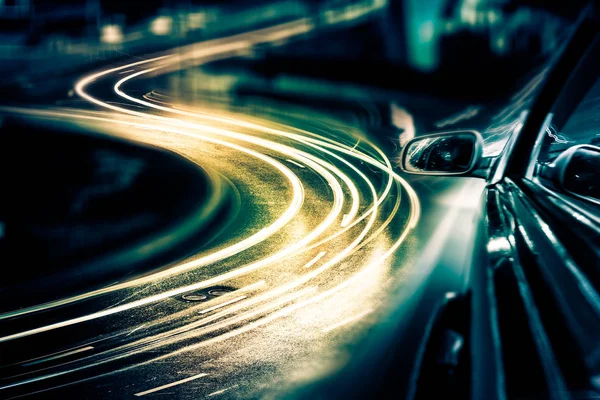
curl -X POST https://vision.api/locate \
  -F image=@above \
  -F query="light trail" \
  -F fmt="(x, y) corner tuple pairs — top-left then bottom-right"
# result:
(99, 232), (417, 372)
(0, 119), (314, 330)
(0, 103), (411, 389)
(302, 252), (327, 269)
(286, 159), (306, 168)
(0, 5), (422, 396)
(0, 97), (415, 340)
(198, 296), (247, 314)
(134, 372), (208, 397)
(21, 347), (95, 368)
(0, 288), (319, 392)
(0, 52), (417, 338)
(23, 346), (94, 367)
(126, 324), (148, 337)
(207, 385), (238, 397)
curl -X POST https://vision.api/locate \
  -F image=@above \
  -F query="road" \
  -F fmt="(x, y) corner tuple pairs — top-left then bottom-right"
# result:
(0, 15), (485, 400)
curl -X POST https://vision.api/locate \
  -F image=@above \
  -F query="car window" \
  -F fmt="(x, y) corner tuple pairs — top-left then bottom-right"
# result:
(527, 42), (600, 206)
(535, 77), (600, 164)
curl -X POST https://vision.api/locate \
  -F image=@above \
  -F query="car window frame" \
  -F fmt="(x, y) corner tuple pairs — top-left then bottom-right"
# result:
(526, 35), (600, 174)
(492, 4), (600, 220)
(503, 5), (600, 273)
(502, 4), (599, 181)
(522, 33), (600, 216)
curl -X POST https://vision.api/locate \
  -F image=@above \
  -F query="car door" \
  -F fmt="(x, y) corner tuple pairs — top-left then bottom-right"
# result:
(470, 18), (600, 400)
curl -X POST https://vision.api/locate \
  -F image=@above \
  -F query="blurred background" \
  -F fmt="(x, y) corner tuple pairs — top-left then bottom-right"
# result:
(0, 0), (583, 73)
(0, 0), (589, 154)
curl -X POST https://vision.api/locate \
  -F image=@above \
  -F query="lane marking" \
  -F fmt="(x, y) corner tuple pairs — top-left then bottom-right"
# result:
(22, 346), (94, 367)
(126, 323), (148, 337)
(322, 309), (372, 333)
(118, 69), (135, 74)
(134, 373), (208, 397)
(302, 251), (326, 269)
(199, 296), (247, 314)
(207, 385), (238, 397)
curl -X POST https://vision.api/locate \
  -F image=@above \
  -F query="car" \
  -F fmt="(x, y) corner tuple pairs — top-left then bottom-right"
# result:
(402, 4), (600, 399)
(291, 3), (600, 400)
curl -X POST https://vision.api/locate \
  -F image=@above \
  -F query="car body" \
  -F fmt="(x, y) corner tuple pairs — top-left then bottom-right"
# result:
(291, 3), (600, 399)
(405, 4), (600, 399)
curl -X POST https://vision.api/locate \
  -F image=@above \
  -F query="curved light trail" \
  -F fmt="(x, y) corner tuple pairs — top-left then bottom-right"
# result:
(0, 7), (422, 399)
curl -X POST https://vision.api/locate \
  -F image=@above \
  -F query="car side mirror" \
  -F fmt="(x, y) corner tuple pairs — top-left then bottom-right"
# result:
(547, 145), (600, 204)
(400, 130), (483, 176)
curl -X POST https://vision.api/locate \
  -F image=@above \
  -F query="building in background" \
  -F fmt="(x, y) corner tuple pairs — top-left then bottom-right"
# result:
(0, 0), (100, 45)
(438, 0), (566, 71)
(0, 0), (31, 17)
(400, 0), (572, 72)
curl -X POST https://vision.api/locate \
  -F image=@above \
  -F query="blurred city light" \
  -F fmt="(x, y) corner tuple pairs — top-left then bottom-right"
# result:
(100, 24), (122, 44)
(150, 15), (173, 36)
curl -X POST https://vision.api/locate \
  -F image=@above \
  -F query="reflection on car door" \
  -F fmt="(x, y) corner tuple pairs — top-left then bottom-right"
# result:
(472, 31), (600, 400)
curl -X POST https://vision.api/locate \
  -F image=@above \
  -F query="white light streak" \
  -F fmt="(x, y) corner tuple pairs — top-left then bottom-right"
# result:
(134, 372), (208, 396)
(199, 296), (247, 314)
